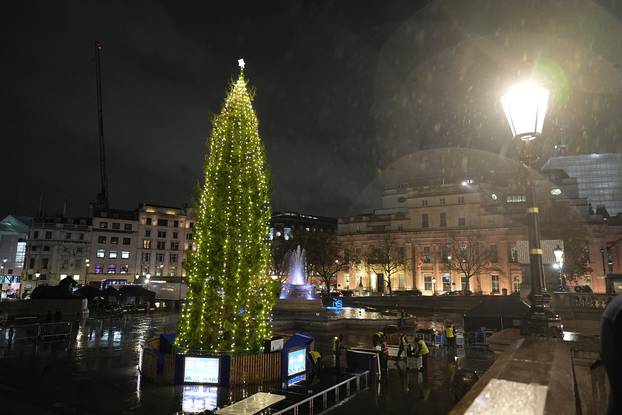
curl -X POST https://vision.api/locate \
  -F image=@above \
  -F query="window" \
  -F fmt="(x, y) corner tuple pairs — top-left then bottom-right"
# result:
(95, 264), (103, 274)
(170, 253), (178, 264)
(489, 245), (498, 263)
(100, 222), (108, 229)
(33, 231), (39, 239)
(442, 274), (451, 292)
(76, 247), (83, 254)
(440, 212), (446, 227)
(109, 250), (117, 259)
(173, 220), (179, 227)
(96, 249), (105, 258)
(441, 245), (449, 262)
(156, 253), (164, 262)
(156, 241), (166, 250)
(42, 258), (49, 269)
(65, 232), (72, 240)
(513, 276), (521, 293)
(421, 214), (429, 228)
(491, 275), (500, 293)
(110, 237), (119, 245)
(422, 199), (428, 207)
(424, 274), (433, 291)
(107, 264), (116, 274)
(119, 264), (128, 274)
(186, 233), (193, 240)
(43, 245), (50, 251)
(458, 217), (465, 227)
(15, 242), (26, 268)
(123, 237), (131, 245)
(45, 231), (52, 239)
(423, 247), (431, 263)
(189, 222), (194, 228)
(143, 239), (151, 249)
(172, 232), (178, 239)
(510, 245), (519, 263)
(79, 233), (84, 241)
(145, 229), (151, 237)
(29, 258), (36, 268)
(112, 222), (120, 230)
(506, 195), (526, 203)
(124, 223), (132, 231)
(98, 236), (107, 244)
(157, 231), (167, 238)
(157, 219), (168, 227)
(170, 242), (179, 251)
(142, 252), (150, 262)
(440, 198), (445, 206)
(458, 196), (465, 204)
(146, 217), (152, 225)
(461, 275), (467, 290)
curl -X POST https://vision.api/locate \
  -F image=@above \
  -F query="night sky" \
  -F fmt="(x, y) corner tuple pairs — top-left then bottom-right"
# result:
(3, 0), (622, 219)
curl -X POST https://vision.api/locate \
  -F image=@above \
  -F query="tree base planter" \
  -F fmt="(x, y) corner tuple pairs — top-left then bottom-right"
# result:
(139, 335), (281, 385)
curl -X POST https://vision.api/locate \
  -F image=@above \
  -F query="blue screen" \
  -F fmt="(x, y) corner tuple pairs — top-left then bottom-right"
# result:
(184, 357), (220, 384)
(287, 348), (306, 377)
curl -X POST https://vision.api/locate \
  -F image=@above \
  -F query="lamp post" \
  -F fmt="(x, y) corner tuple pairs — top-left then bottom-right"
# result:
(432, 278), (437, 296)
(501, 81), (561, 337)
(553, 245), (565, 292)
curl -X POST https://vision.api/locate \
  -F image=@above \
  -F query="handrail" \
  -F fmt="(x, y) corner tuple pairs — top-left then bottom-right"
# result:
(271, 370), (369, 415)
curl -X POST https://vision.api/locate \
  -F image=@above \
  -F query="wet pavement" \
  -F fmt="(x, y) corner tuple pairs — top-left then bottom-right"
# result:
(0, 312), (494, 414)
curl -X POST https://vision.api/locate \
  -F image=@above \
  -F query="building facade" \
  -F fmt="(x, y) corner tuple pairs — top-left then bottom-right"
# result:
(135, 204), (194, 279)
(22, 216), (91, 290)
(336, 180), (622, 295)
(542, 153), (622, 216)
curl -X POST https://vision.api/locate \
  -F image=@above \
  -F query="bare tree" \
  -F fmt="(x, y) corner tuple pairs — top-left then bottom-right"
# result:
(305, 232), (345, 291)
(367, 233), (407, 294)
(269, 237), (296, 284)
(448, 234), (490, 294)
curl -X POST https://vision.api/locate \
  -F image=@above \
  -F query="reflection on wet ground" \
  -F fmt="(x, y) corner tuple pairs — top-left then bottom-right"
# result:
(0, 312), (494, 414)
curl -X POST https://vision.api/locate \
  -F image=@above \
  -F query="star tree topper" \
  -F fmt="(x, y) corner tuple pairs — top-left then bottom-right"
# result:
(238, 58), (245, 70)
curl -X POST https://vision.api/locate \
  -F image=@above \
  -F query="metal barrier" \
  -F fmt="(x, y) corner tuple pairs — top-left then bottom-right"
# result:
(272, 371), (369, 415)
(2, 321), (74, 349)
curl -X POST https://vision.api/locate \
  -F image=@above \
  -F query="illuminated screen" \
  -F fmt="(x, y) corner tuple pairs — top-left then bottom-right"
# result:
(184, 357), (220, 384)
(287, 348), (306, 377)
(182, 385), (218, 413)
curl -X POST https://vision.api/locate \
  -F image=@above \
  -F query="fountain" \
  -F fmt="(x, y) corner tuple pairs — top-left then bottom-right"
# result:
(274, 245), (322, 312)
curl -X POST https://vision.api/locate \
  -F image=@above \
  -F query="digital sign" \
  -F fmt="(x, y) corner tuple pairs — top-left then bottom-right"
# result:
(184, 356), (220, 384)
(287, 348), (306, 377)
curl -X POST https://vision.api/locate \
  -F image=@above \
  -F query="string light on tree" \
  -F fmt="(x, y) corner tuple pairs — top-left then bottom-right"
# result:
(175, 60), (275, 353)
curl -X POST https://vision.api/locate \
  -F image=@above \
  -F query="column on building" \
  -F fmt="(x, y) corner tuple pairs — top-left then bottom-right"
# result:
(405, 241), (414, 290)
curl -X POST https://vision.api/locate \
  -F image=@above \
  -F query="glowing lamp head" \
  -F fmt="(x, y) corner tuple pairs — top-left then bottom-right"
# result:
(553, 245), (564, 264)
(501, 82), (550, 141)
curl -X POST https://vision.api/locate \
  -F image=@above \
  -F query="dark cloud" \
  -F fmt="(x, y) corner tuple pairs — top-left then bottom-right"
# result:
(2, 0), (622, 218)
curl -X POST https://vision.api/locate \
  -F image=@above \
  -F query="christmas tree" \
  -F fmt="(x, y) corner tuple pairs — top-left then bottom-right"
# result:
(175, 60), (274, 353)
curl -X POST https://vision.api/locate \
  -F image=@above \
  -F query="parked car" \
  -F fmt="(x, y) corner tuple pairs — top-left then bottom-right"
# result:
(442, 290), (462, 296)
(395, 289), (423, 296)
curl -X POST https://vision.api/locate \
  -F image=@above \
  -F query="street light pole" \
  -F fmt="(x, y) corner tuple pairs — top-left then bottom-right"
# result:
(553, 245), (565, 292)
(501, 81), (561, 337)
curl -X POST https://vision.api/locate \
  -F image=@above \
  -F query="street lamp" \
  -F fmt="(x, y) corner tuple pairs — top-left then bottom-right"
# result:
(553, 245), (565, 292)
(432, 278), (437, 296)
(502, 81), (561, 337)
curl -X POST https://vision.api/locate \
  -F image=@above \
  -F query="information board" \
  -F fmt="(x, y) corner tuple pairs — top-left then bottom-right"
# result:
(287, 347), (306, 377)
(184, 356), (220, 384)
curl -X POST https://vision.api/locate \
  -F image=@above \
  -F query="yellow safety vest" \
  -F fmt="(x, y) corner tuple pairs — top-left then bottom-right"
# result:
(445, 326), (454, 338)
(309, 350), (321, 363)
(418, 339), (430, 356)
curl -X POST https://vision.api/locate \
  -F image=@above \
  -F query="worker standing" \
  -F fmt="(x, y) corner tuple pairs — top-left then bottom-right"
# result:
(416, 336), (430, 372)
(333, 334), (344, 374)
(445, 323), (455, 349)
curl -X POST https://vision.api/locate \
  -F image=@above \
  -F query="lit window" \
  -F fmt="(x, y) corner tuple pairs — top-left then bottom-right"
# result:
(15, 242), (26, 268)
(143, 240), (151, 249)
(100, 222), (108, 229)
(109, 250), (117, 259)
(95, 264), (103, 274)
(424, 274), (433, 291)
(121, 251), (130, 259)
(97, 249), (105, 258)
(119, 264), (128, 274)
(491, 275), (500, 293)
(107, 264), (116, 274)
